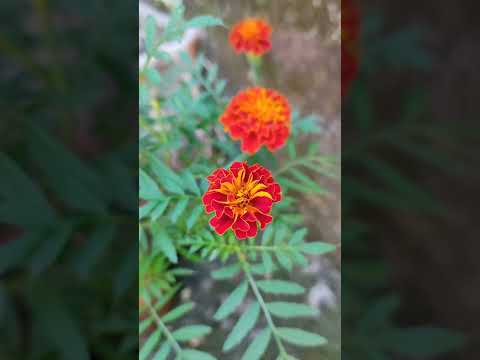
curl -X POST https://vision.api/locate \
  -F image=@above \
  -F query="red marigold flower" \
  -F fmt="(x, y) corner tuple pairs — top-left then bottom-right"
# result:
(220, 87), (291, 155)
(229, 18), (272, 56)
(203, 162), (281, 239)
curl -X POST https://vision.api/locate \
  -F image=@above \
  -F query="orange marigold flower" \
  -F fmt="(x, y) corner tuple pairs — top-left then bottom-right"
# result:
(220, 87), (291, 155)
(229, 18), (272, 56)
(203, 162), (281, 239)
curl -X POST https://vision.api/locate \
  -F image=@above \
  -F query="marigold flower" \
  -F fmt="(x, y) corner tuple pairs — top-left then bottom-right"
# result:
(220, 87), (291, 155)
(203, 162), (281, 239)
(229, 18), (272, 56)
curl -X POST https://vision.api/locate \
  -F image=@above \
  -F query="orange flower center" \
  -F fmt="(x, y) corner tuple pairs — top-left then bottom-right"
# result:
(238, 20), (261, 39)
(239, 89), (288, 124)
(214, 168), (272, 217)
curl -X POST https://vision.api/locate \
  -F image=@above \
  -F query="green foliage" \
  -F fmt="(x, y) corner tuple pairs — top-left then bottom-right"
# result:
(342, 8), (466, 360)
(139, 4), (337, 360)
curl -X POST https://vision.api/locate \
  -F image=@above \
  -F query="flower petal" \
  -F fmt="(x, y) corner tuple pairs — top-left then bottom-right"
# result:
(210, 213), (234, 235)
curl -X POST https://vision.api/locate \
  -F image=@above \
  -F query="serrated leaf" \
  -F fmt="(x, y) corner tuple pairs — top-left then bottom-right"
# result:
(223, 302), (260, 352)
(172, 325), (211, 342)
(267, 302), (319, 318)
(277, 327), (327, 347)
(241, 328), (271, 360)
(257, 280), (305, 295)
(214, 281), (248, 320)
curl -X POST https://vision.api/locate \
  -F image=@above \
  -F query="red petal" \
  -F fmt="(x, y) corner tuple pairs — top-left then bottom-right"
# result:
(242, 132), (260, 154)
(247, 222), (258, 238)
(234, 229), (248, 239)
(251, 197), (273, 213)
(210, 213), (234, 235)
(243, 212), (256, 222)
(233, 217), (250, 232)
(254, 211), (273, 229)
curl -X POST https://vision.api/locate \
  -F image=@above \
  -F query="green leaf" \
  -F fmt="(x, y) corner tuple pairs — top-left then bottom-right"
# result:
(380, 327), (465, 357)
(183, 349), (217, 360)
(182, 171), (200, 195)
(151, 199), (171, 221)
(186, 15), (224, 29)
(262, 224), (274, 245)
(140, 201), (157, 219)
(0, 154), (56, 226)
(145, 15), (157, 56)
(161, 302), (195, 323)
(30, 223), (73, 275)
(241, 328), (271, 360)
(261, 252), (274, 274)
(257, 280), (305, 295)
(290, 228), (307, 245)
(267, 302), (319, 318)
(169, 198), (189, 223)
(214, 281), (248, 320)
(187, 205), (203, 230)
(72, 223), (115, 278)
(172, 325), (211, 342)
(277, 327), (327, 347)
(276, 252), (293, 272)
(148, 155), (184, 195)
(32, 289), (90, 360)
(223, 302), (260, 352)
(153, 343), (171, 360)
(211, 264), (241, 280)
(152, 225), (178, 263)
(300, 242), (336, 255)
(140, 330), (161, 360)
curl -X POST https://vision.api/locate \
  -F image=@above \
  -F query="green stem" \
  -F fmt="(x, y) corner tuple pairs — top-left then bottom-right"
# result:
(246, 54), (263, 86)
(240, 254), (289, 358)
(145, 297), (183, 357)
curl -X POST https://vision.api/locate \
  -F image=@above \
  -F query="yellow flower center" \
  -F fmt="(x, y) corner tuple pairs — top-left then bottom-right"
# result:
(214, 168), (272, 217)
(240, 89), (288, 124)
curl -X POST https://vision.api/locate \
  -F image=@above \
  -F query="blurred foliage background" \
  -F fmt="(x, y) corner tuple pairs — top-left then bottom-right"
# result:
(0, 0), (138, 359)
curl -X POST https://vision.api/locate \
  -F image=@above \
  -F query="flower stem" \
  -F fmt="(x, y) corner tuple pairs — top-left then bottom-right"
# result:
(239, 253), (289, 358)
(145, 296), (183, 357)
(247, 54), (263, 86)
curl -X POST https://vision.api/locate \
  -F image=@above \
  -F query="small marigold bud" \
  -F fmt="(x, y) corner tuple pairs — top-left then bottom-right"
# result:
(229, 18), (272, 56)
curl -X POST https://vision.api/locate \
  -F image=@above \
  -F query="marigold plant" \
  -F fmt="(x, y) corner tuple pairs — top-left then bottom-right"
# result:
(229, 18), (272, 56)
(220, 87), (291, 154)
(139, 4), (338, 360)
